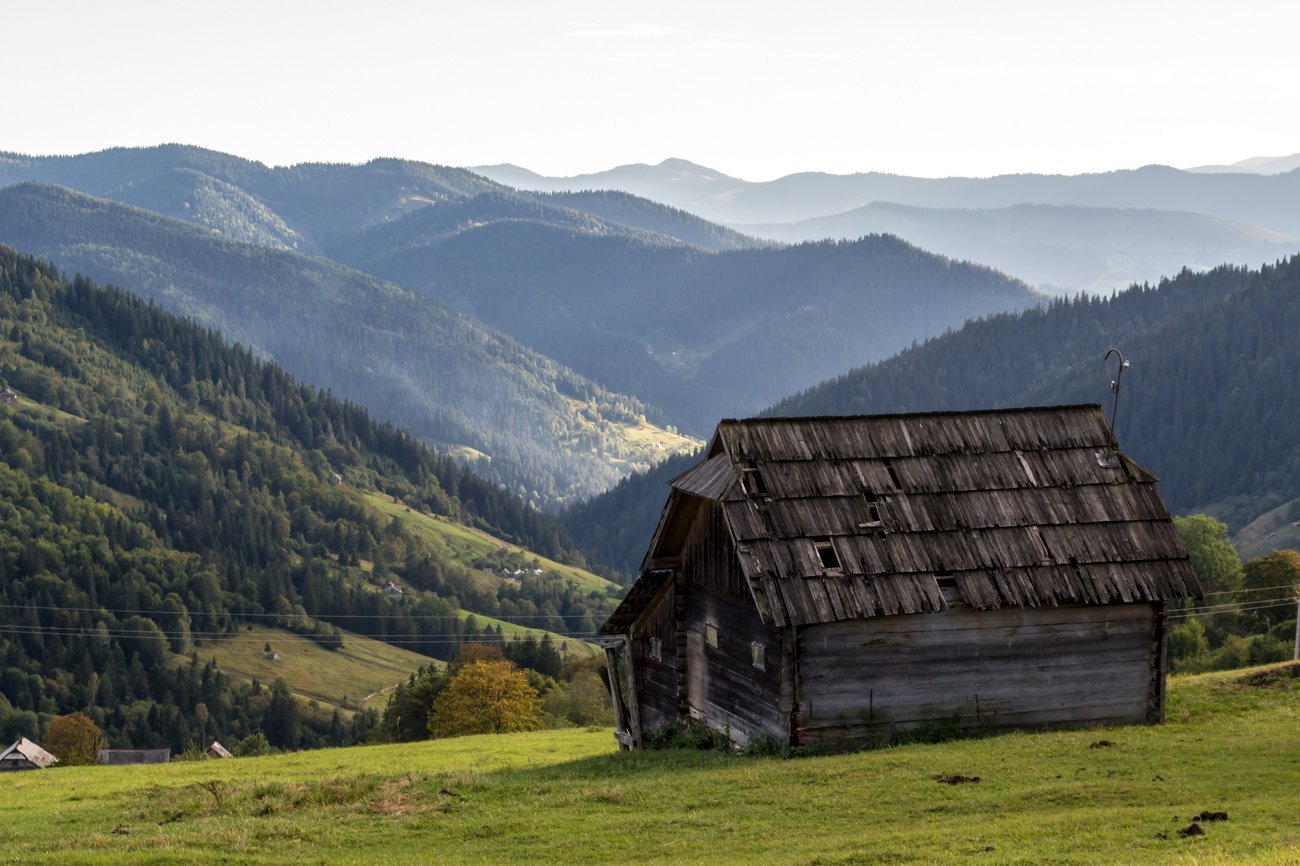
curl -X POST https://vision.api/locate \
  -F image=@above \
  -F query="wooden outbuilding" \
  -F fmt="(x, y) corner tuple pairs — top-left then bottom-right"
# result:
(598, 406), (1202, 751)
(206, 740), (233, 759)
(0, 737), (58, 771)
(98, 748), (171, 765)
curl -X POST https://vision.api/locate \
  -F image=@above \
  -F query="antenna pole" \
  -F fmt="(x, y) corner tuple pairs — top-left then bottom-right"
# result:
(1103, 347), (1130, 443)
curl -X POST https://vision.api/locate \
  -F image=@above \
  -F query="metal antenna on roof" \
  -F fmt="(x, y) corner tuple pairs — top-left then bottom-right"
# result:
(1103, 347), (1130, 444)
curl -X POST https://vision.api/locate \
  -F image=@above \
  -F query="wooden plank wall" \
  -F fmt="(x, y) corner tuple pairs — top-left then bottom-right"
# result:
(683, 586), (786, 744)
(797, 602), (1161, 750)
(630, 585), (679, 732)
(680, 501), (786, 744)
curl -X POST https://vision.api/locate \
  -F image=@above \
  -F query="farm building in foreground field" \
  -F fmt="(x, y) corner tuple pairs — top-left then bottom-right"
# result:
(0, 737), (58, 771)
(598, 406), (1202, 751)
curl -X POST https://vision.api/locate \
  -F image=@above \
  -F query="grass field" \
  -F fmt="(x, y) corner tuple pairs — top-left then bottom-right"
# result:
(2, 664), (1298, 864)
(195, 625), (439, 713)
(365, 491), (619, 595)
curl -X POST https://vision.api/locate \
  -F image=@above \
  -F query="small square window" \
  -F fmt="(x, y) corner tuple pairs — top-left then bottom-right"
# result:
(704, 624), (719, 648)
(751, 642), (766, 670)
(649, 636), (662, 661)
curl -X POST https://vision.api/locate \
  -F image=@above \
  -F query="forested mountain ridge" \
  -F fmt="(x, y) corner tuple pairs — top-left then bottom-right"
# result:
(0, 145), (756, 256)
(1, 145), (1047, 439)
(480, 158), (1300, 296)
(0, 183), (697, 507)
(570, 258), (1300, 572)
(735, 202), (1298, 297)
(0, 145), (506, 251)
(0, 246), (614, 751)
(338, 208), (1042, 432)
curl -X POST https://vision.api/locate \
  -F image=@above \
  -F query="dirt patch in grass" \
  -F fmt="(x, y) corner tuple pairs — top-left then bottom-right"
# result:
(933, 774), (980, 785)
(1237, 662), (1300, 688)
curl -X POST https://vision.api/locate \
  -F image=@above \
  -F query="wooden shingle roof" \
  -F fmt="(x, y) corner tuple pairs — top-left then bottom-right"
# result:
(602, 405), (1201, 633)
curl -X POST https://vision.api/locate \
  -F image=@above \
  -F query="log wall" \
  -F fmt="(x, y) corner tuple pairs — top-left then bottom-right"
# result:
(797, 601), (1162, 750)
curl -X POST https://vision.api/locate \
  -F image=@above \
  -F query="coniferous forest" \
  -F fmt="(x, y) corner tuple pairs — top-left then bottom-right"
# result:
(0, 246), (613, 752)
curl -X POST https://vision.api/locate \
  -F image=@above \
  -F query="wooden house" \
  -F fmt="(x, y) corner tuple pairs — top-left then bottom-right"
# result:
(207, 740), (233, 759)
(598, 407), (1202, 751)
(0, 737), (58, 771)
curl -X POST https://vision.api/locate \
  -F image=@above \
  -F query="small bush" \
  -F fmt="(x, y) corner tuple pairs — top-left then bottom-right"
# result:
(644, 718), (731, 751)
(740, 732), (784, 757)
(234, 732), (271, 757)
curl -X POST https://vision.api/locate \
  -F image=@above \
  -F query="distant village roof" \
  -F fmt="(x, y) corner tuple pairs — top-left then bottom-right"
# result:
(0, 737), (58, 770)
(604, 405), (1200, 633)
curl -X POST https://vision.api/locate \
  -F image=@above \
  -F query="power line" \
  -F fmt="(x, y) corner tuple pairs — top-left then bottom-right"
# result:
(1168, 598), (1298, 620)
(0, 623), (597, 644)
(0, 602), (605, 623)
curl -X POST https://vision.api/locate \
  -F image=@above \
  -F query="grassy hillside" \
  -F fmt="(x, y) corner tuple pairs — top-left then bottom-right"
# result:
(195, 625), (438, 714)
(0, 665), (1296, 863)
(365, 492), (618, 596)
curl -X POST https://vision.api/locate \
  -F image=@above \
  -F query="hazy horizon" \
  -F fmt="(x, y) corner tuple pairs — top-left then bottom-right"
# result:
(7, 0), (1298, 182)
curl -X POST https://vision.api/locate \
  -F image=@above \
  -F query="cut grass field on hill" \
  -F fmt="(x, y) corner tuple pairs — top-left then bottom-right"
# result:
(365, 491), (619, 595)
(2, 664), (1298, 864)
(194, 625), (439, 713)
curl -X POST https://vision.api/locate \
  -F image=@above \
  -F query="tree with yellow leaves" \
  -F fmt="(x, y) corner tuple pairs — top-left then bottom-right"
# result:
(44, 712), (103, 766)
(428, 659), (543, 738)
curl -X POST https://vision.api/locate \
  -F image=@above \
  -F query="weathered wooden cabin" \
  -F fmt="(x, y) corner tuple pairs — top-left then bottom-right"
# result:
(598, 406), (1202, 751)
(0, 737), (58, 771)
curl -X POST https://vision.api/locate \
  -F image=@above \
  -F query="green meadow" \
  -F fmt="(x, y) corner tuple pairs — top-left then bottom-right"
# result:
(364, 491), (619, 596)
(194, 625), (440, 713)
(1, 665), (1297, 864)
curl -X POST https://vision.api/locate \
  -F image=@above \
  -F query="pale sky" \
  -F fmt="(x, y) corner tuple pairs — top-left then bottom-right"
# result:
(6, 0), (1298, 180)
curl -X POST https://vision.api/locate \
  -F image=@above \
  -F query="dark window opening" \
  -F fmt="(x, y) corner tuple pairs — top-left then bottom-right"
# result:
(742, 460), (769, 497)
(935, 569), (956, 588)
(883, 458), (902, 490)
(814, 538), (841, 572)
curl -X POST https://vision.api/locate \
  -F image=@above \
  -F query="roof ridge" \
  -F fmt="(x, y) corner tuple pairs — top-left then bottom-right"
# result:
(730, 403), (1103, 425)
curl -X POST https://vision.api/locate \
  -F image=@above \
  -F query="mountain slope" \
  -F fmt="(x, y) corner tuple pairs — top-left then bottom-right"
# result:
(1, 146), (1045, 438)
(0, 144), (505, 251)
(575, 258), (1300, 570)
(772, 258), (1300, 533)
(0, 246), (617, 750)
(736, 202), (1298, 296)
(537, 190), (762, 251)
(335, 201), (1042, 432)
(0, 183), (696, 506)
